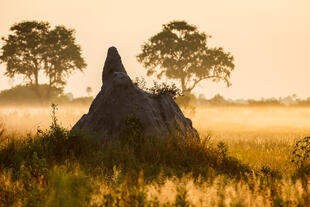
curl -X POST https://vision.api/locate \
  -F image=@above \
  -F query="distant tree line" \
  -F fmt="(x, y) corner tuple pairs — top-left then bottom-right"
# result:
(192, 93), (310, 106)
(2, 19), (305, 107)
(0, 84), (93, 106)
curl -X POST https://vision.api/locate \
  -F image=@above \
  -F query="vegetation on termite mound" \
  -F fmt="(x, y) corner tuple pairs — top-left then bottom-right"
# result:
(134, 77), (183, 100)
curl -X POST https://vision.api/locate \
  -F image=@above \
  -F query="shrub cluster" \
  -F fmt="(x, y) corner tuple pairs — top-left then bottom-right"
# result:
(134, 77), (183, 99)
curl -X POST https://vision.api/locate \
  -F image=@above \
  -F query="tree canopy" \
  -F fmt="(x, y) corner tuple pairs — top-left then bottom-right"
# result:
(43, 26), (86, 88)
(0, 20), (86, 97)
(137, 20), (235, 93)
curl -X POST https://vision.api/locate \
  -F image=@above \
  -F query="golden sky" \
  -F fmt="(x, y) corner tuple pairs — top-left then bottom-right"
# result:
(0, 0), (309, 99)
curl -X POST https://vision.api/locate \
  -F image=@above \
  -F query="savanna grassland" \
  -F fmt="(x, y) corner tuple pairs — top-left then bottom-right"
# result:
(0, 104), (310, 206)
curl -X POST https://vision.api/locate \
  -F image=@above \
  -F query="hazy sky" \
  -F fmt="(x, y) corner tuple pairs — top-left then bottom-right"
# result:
(0, 0), (309, 99)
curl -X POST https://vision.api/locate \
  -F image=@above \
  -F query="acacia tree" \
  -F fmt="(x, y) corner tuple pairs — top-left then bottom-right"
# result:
(137, 20), (235, 93)
(0, 21), (86, 98)
(0, 21), (49, 88)
(43, 26), (86, 89)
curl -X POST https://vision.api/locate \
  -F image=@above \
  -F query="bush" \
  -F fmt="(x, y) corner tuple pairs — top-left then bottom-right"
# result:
(46, 166), (93, 207)
(0, 84), (63, 105)
(134, 77), (183, 99)
(291, 136), (310, 194)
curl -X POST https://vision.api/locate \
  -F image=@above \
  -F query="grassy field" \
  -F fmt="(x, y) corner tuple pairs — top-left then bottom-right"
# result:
(0, 105), (309, 206)
(194, 106), (310, 175)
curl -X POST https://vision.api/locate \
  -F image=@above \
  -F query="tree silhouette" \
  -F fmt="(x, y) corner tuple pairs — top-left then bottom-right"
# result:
(0, 21), (86, 98)
(0, 21), (49, 88)
(137, 20), (235, 93)
(43, 26), (86, 89)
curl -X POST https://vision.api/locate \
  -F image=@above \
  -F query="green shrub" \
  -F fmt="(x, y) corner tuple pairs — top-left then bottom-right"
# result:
(175, 185), (190, 207)
(46, 166), (93, 207)
(291, 136), (310, 196)
(0, 84), (63, 104)
(122, 114), (144, 148)
(134, 77), (183, 99)
(148, 81), (182, 99)
(291, 137), (310, 170)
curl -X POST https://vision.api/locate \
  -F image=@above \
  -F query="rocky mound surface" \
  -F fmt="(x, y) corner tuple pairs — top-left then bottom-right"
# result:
(72, 47), (199, 140)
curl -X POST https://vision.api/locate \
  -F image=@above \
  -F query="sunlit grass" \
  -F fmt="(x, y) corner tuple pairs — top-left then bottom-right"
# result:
(0, 105), (88, 134)
(0, 105), (309, 206)
(191, 106), (310, 175)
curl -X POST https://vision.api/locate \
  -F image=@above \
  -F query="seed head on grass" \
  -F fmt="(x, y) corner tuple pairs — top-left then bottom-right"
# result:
(0, 123), (4, 138)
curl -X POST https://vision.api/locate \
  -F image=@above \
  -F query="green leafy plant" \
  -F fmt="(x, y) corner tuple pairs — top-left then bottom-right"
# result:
(134, 77), (183, 99)
(291, 136), (310, 194)
(216, 141), (228, 158)
(175, 185), (191, 207)
(291, 137), (310, 168)
(149, 81), (183, 99)
(133, 76), (148, 91)
(20, 152), (48, 189)
(46, 166), (93, 207)
(122, 114), (144, 149)
(50, 103), (59, 130)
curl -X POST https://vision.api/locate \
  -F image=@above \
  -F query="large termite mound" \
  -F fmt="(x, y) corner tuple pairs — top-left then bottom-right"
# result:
(72, 47), (199, 140)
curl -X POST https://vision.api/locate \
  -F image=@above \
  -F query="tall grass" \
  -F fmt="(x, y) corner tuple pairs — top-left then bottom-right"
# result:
(0, 108), (250, 180)
(0, 123), (4, 145)
(0, 105), (309, 206)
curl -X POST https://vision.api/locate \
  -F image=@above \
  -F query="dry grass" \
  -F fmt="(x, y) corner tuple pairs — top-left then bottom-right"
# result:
(1, 104), (309, 174)
(0, 104), (309, 206)
(191, 106), (310, 174)
(0, 105), (88, 135)
(0, 123), (4, 137)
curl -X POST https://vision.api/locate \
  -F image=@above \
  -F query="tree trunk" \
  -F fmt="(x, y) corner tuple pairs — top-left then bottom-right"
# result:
(181, 78), (186, 93)
(34, 70), (40, 95)
(33, 69), (43, 103)
(47, 73), (53, 100)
